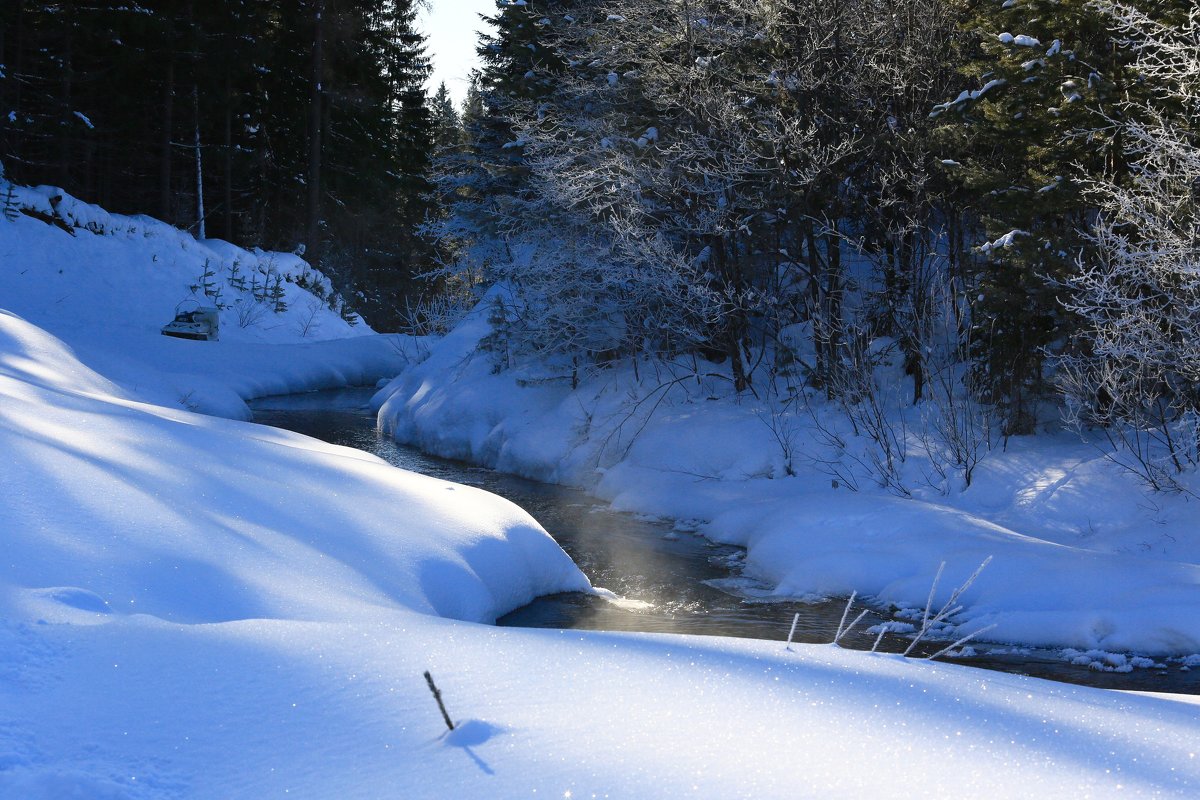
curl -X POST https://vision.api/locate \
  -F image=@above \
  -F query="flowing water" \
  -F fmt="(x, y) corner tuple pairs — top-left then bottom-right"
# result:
(250, 387), (1200, 694)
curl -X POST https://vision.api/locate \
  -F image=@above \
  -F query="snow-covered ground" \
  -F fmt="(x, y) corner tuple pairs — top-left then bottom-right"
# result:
(375, 293), (1200, 661)
(4, 190), (1200, 797)
(0, 184), (414, 416)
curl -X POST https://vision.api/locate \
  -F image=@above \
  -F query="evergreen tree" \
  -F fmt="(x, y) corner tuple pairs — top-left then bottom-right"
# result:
(933, 0), (1144, 433)
(0, 0), (437, 330)
(473, 0), (575, 188)
(430, 82), (464, 151)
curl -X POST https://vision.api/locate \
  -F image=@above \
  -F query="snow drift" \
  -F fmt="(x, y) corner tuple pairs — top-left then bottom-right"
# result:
(376, 297), (1200, 656)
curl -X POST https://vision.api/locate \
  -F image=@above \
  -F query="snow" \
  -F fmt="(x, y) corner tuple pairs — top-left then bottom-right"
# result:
(978, 228), (1028, 254)
(0, 184), (411, 417)
(376, 297), (1200, 658)
(931, 79), (1007, 116)
(4, 187), (1200, 796)
(998, 33), (1041, 48)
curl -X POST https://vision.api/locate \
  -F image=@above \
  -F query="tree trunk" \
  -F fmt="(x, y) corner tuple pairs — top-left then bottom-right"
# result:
(223, 68), (234, 241)
(59, 0), (74, 187)
(160, 59), (175, 221)
(306, 0), (325, 257)
(824, 230), (844, 395)
(803, 219), (827, 389)
(193, 85), (205, 239)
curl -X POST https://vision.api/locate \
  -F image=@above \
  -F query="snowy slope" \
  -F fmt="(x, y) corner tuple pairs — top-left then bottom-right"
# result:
(0, 311), (1198, 798)
(2, 185), (1200, 797)
(0, 184), (413, 416)
(376, 298), (1200, 659)
(1, 184), (360, 344)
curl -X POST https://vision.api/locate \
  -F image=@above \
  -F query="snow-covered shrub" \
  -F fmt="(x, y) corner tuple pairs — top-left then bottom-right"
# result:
(1058, 2), (1200, 491)
(296, 299), (324, 338)
(829, 327), (912, 497)
(0, 162), (17, 223)
(233, 298), (269, 330)
(227, 259), (248, 292)
(920, 363), (996, 490)
(400, 290), (474, 337)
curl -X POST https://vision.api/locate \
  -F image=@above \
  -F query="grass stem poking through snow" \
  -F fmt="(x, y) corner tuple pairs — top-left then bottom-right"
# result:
(786, 612), (799, 651)
(833, 592), (869, 646)
(835, 591), (856, 640)
(920, 562), (944, 636)
(424, 670), (455, 731)
(926, 624), (998, 661)
(839, 609), (869, 646)
(835, 592), (873, 647)
(903, 557), (993, 657)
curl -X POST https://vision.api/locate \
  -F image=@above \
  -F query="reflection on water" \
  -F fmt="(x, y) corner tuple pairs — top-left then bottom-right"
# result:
(250, 387), (1200, 694)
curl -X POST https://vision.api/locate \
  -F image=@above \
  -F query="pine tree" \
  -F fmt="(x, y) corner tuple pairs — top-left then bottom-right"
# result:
(933, 0), (1144, 433)
(430, 82), (464, 152)
(1, 0), (438, 330)
(473, 0), (575, 189)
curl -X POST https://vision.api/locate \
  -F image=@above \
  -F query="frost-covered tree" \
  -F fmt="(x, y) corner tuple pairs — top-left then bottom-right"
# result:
(1058, 2), (1200, 489)
(490, 1), (866, 389)
(501, 0), (971, 395)
(828, 0), (969, 402)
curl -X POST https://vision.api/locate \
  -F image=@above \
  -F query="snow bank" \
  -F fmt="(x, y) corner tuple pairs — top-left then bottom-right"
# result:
(66, 332), (420, 419)
(3, 308), (1199, 797)
(2, 184), (360, 344)
(0, 311), (588, 626)
(2, 192), (1200, 797)
(376, 300), (1200, 656)
(0, 183), (413, 416)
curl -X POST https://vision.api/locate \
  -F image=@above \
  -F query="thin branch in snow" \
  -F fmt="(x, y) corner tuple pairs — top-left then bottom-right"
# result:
(833, 591), (869, 645)
(424, 670), (455, 732)
(903, 557), (993, 656)
(926, 624), (999, 661)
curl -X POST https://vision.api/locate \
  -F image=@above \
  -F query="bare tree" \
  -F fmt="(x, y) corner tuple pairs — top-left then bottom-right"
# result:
(1059, 2), (1200, 489)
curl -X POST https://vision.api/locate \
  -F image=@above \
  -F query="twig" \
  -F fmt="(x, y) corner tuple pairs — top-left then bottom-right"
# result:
(424, 670), (455, 731)
(833, 592), (869, 645)
(871, 625), (888, 653)
(920, 563), (944, 636)
(785, 612), (799, 651)
(926, 624), (998, 661)
(834, 591), (857, 642)
(904, 557), (992, 657)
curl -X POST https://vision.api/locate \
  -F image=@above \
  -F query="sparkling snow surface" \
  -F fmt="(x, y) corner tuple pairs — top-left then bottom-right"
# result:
(3, 193), (1200, 797)
(377, 294), (1200, 657)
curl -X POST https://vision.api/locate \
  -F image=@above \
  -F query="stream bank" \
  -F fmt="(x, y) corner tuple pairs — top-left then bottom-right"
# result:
(251, 387), (1200, 694)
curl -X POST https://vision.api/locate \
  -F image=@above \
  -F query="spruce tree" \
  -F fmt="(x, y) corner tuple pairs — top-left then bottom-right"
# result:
(1, 0), (437, 330)
(430, 82), (464, 152)
(933, 0), (1143, 433)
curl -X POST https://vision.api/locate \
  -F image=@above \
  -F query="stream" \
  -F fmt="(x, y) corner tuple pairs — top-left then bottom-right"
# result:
(250, 387), (1200, 694)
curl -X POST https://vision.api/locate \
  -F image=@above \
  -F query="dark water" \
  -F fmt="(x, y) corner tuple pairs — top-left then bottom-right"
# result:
(251, 387), (1200, 694)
